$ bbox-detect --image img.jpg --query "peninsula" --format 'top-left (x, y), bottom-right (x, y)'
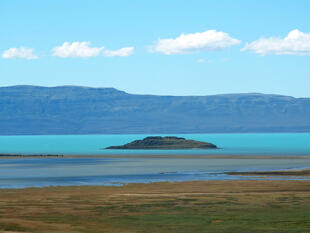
top-left (226, 169), bottom-right (310, 176)
top-left (105, 136), bottom-right (217, 149)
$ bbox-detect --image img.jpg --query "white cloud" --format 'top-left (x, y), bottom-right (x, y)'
top-left (2, 47), bottom-right (38, 59)
top-left (104, 47), bottom-right (134, 57)
top-left (52, 42), bottom-right (104, 58)
top-left (242, 29), bottom-right (310, 55)
top-left (149, 30), bottom-right (240, 55)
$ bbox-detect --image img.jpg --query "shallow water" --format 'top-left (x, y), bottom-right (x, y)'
top-left (1, 157), bottom-right (310, 189)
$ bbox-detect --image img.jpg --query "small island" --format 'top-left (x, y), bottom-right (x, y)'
top-left (105, 136), bottom-right (217, 149)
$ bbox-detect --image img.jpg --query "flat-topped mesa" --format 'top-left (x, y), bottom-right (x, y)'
top-left (105, 136), bottom-right (217, 149)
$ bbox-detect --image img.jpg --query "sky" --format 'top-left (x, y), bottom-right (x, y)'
top-left (1, 0), bottom-right (310, 97)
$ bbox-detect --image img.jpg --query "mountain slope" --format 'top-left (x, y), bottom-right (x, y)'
top-left (0, 85), bottom-right (310, 135)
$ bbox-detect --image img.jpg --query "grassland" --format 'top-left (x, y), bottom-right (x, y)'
top-left (0, 181), bottom-right (310, 232)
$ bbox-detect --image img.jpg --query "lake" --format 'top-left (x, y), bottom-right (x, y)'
top-left (1, 133), bottom-right (310, 155)
top-left (1, 133), bottom-right (310, 188)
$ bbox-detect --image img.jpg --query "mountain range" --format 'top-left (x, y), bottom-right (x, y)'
top-left (0, 85), bottom-right (310, 135)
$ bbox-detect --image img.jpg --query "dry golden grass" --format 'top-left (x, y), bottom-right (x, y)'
top-left (0, 181), bottom-right (310, 233)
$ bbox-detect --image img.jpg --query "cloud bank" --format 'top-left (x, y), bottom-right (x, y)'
top-left (52, 42), bottom-right (104, 58)
top-left (2, 47), bottom-right (38, 59)
top-left (242, 29), bottom-right (310, 55)
top-left (104, 47), bottom-right (134, 57)
top-left (149, 30), bottom-right (240, 55)
top-left (7, 30), bottom-right (310, 59)
top-left (52, 42), bottom-right (134, 58)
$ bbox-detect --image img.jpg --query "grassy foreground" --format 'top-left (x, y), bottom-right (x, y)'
top-left (1, 181), bottom-right (310, 233)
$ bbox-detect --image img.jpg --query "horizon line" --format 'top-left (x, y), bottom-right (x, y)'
top-left (0, 84), bottom-right (302, 98)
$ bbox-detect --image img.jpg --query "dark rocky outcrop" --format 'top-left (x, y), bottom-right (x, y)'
top-left (106, 136), bottom-right (217, 149)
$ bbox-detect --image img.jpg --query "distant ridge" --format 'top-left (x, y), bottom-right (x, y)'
top-left (0, 85), bottom-right (310, 135)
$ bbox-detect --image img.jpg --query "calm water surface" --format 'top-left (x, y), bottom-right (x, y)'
top-left (0, 133), bottom-right (310, 155)
top-left (1, 133), bottom-right (310, 188)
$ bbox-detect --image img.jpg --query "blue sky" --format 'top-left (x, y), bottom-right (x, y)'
top-left (1, 0), bottom-right (310, 97)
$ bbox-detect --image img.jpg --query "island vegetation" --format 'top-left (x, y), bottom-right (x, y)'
top-left (105, 136), bottom-right (217, 149)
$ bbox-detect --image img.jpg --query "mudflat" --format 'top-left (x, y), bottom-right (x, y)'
top-left (1, 180), bottom-right (310, 233)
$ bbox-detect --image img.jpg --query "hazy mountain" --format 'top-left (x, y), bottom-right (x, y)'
top-left (0, 85), bottom-right (310, 135)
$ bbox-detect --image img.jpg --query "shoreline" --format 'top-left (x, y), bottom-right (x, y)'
top-left (0, 179), bottom-right (309, 191)
top-left (1, 153), bottom-right (310, 159)
top-left (226, 168), bottom-right (310, 176)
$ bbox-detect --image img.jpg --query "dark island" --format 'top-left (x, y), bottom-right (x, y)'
top-left (105, 136), bottom-right (217, 149)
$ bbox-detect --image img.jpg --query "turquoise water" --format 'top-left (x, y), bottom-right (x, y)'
top-left (1, 133), bottom-right (310, 188)
top-left (0, 133), bottom-right (310, 155)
